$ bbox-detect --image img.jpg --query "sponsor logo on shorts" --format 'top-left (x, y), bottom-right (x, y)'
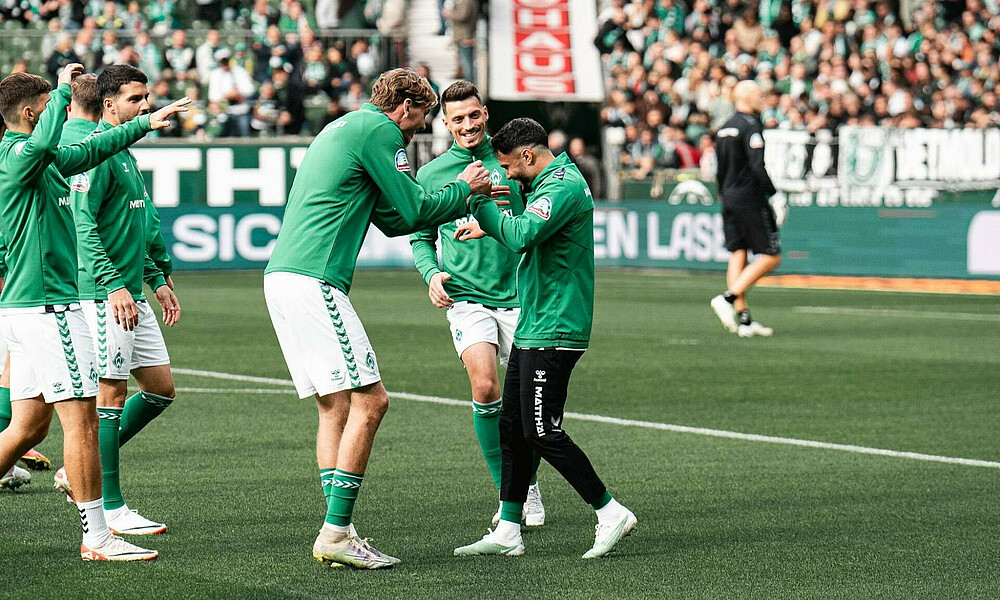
top-left (53, 382), bottom-right (66, 394)
top-left (365, 351), bottom-right (377, 372)
top-left (526, 197), bottom-right (551, 220)
top-left (533, 370), bottom-right (546, 383)
top-left (534, 386), bottom-right (545, 437)
top-left (394, 148), bottom-right (410, 172)
top-left (331, 369), bottom-right (345, 384)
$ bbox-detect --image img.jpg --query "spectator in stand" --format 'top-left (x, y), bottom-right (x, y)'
top-left (278, 1), bottom-right (313, 34)
top-left (315, 0), bottom-right (339, 29)
top-left (163, 29), bottom-right (196, 74)
top-left (320, 97), bottom-right (348, 128)
top-left (249, 0), bottom-right (279, 40)
top-left (302, 44), bottom-right (328, 98)
top-left (252, 81), bottom-right (282, 135)
top-left (209, 49), bottom-right (256, 137)
top-left (122, 1), bottom-right (147, 31)
top-left (548, 129), bottom-right (568, 156)
top-left (270, 65), bottom-right (304, 134)
top-left (197, 29), bottom-right (224, 85)
top-left (449, 0), bottom-right (478, 81)
top-left (340, 80), bottom-right (368, 111)
top-left (147, 0), bottom-right (180, 35)
top-left (95, 1), bottom-right (124, 30)
top-left (569, 137), bottom-right (604, 200)
top-left (95, 29), bottom-right (119, 70)
top-left (414, 63), bottom-right (440, 131)
top-left (46, 34), bottom-right (82, 86)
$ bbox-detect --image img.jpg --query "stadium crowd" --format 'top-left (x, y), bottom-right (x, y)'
top-left (597, 0), bottom-right (1000, 178)
top-left (2, 0), bottom-right (409, 137)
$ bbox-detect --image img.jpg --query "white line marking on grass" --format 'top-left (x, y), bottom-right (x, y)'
top-left (174, 369), bottom-right (1000, 470)
top-left (794, 306), bottom-right (1000, 322)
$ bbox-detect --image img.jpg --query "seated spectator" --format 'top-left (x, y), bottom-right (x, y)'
top-left (320, 98), bottom-right (348, 128)
top-left (197, 29), bottom-right (224, 85)
top-left (122, 1), bottom-right (147, 31)
top-left (95, 1), bottom-right (125, 30)
top-left (147, 0), bottom-right (181, 36)
top-left (163, 29), bottom-right (196, 73)
top-left (278, 1), bottom-right (314, 35)
top-left (46, 34), bottom-right (82, 86)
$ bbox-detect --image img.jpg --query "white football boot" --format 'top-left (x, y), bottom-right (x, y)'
top-left (710, 295), bottom-right (738, 333)
top-left (582, 507), bottom-right (637, 559)
top-left (106, 506), bottom-right (167, 535)
top-left (737, 321), bottom-right (774, 338)
top-left (1, 465), bottom-right (31, 490)
top-left (81, 535), bottom-right (158, 561)
top-left (313, 530), bottom-right (393, 569)
top-left (454, 529), bottom-right (525, 557)
top-left (524, 483), bottom-right (545, 527)
top-left (54, 466), bottom-right (75, 503)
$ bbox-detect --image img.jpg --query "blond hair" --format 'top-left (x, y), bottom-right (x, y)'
top-left (370, 68), bottom-right (438, 112)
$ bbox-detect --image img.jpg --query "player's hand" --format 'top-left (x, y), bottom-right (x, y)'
top-left (108, 287), bottom-right (139, 331)
top-left (164, 274), bottom-right (175, 290)
top-left (458, 160), bottom-right (492, 197)
top-left (428, 272), bottom-right (454, 308)
top-left (57, 63), bottom-right (84, 87)
top-left (153, 284), bottom-right (181, 328)
top-left (454, 221), bottom-right (486, 241)
top-left (490, 185), bottom-right (511, 199)
top-left (149, 97), bottom-right (191, 130)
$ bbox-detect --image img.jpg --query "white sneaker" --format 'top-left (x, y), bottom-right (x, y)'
top-left (524, 483), bottom-right (545, 527)
top-left (54, 466), bottom-right (75, 503)
top-left (107, 506), bottom-right (167, 535)
top-left (313, 531), bottom-right (393, 569)
top-left (81, 535), bottom-right (158, 561)
top-left (582, 508), bottom-right (637, 559)
top-left (454, 529), bottom-right (525, 556)
top-left (710, 295), bottom-right (738, 333)
top-left (1, 465), bottom-right (31, 490)
top-left (737, 321), bottom-right (773, 338)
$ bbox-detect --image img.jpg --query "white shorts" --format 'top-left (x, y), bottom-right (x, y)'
top-left (264, 272), bottom-right (381, 399)
top-left (0, 315), bottom-right (7, 376)
top-left (446, 301), bottom-right (519, 367)
top-left (0, 308), bottom-right (99, 402)
top-left (81, 299), bottom-right (170, 380)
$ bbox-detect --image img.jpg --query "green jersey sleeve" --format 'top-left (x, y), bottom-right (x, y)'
top-left (142, 253), bottom-right (166, 290)
top-left (6, 83), bottom-right (71, 184)
top-left (145, 203), bottom-right (173, 277)
top-left (409, 168), bottom-right (442, 284)
top-left (0, 232), bottom-right (7, 280)
top-left (360, 122), bottom-right (470, 229)
top-left (470, 188), bottom-right (580, 254)
top-left (54, 114), bottom-right (152, 177)
top-left (71, 163), bottom-right (125, 293)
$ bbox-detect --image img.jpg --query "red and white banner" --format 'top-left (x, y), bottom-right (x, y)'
top-left (488, 0), bottom-right (604, 102)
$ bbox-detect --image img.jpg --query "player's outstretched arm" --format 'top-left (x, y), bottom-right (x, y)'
top-left (469, 184), bottom-right (579, 253)
top-left (362, 122), bottom-right (472, 232)
top-left (7, 76), bottom-right (76, 184)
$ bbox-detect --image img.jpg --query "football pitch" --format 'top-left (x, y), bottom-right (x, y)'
top-left (3, 269), bottom-right (999, 599)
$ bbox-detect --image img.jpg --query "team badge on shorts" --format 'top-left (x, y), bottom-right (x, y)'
top-left (394, 148), bottom-right (411, 172)
top-left (526, 197), bottom-right (551, 220)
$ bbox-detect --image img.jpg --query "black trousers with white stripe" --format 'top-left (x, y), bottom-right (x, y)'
top-left (498, 346), bottom-right (607, 506)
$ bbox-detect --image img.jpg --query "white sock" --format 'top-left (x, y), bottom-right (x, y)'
top-left (78, 498), bottom-right (112, 547)
top-left (595, 497), bottom-right (626, 526)
top-left (494, 519), bottom-right (521, 542)
top-left (349, 523), bottom-right (359, 538)
top-left (321, 522), bottom-right (350, 538)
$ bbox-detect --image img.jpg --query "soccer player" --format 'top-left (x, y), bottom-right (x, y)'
top-left (454, 118), bottom-right (637, 559)
top-left (56, 65), bottom-right (182, 535)
top-left (710, 80), bottom-right (782, 338)
top-left (0, 65), bottom-right (188, 560)
top-left (264, 68), bottom-right (493, 569)
top-left (409, 81), bottom-right (547, 528)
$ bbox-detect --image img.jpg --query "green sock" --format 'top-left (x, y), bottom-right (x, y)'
top-left (119, 390), bottom-right (174, 447)
top-left (529, 451), bottom-right (541, 486)
top-left (98, 407), bottom-right (125, 511)
top-left (591, 490), bottom-right (613, 511)
top-left (320, 468), bottom-right (336, 510)
top-left (325, 469), bottom-right (363, 526)
top-left (472, 399), bottom-right (503, 490)
top-left (500, 501), bottom-right (523, 524)
top-left (0, 387), bottom-right (11, 432)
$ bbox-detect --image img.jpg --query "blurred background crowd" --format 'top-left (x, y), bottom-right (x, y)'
top-left (597, 0), bottom-right (1000, 179)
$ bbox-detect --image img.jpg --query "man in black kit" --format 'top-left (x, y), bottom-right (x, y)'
top-left (710, 80), bottom-right (782, 338)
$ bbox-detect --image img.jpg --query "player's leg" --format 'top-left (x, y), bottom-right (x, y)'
top-left (711, 206), bottom-right (745, 333)
top-left (517, 349), bottom-right (636, 559)
top-left (463, 342), bottom-right (504, 490)
top-left (0, 339), bottom-right (50, 471)
top-left (455, 346), bottom-right (528, 556)
top-left (0, 395), bottom-right (49, 489)
top-left (119, 302), bottom-right (175, 446)
top-left (731, 205), bottom-right (782, 337)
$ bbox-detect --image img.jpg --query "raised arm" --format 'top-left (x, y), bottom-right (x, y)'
top-left (469, 187), bottom-right (578, 254)
top-left (8, 83), bottom-right (72, 184)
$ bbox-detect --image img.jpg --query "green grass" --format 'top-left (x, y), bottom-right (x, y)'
top-left (3, 270), bottom-right (1000, 599)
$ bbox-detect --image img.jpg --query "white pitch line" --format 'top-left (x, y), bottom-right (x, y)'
top-left (794, 306), bottom-right (1000, 322)
top-left (174, 369), bottom-right (1000, 470)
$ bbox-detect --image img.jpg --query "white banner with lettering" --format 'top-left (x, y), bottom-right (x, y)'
top-left (488, 0), bottom-right (604, 102)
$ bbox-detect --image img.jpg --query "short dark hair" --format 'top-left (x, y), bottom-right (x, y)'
top-left (491, 118), bottom-right (548, 155)
top-left (0, 72), bottom-right (51, 127)
top-left (96, 64), bottom-right (148, 103)
top-left (71, 74), bottom-right (101, 118)
top-left (440, 80), bottom-right (482, 112)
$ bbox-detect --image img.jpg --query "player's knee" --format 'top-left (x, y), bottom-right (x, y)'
top-left (361, 392), bottom-right (389, 422)
top-left (19, 420), bottom-right (50, 447)
top-left (470, 378), bottom-right (501, 403)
